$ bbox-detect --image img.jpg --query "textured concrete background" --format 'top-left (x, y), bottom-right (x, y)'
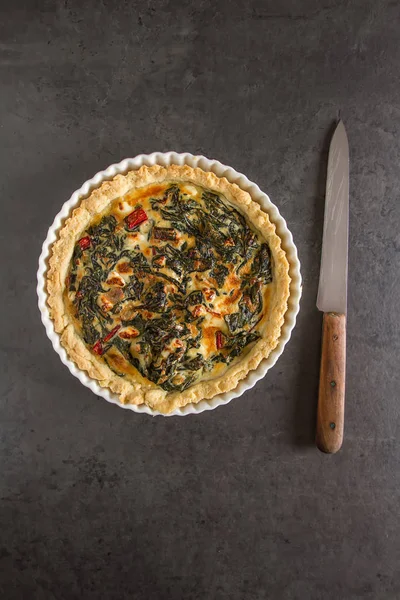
top-left (1, 0), bottom-right (400, 598)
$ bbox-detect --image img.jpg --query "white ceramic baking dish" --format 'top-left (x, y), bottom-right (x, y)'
top-left (37, 153), bottom-right (302, 416)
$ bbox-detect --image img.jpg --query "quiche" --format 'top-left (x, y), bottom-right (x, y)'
top-left (47, 165), bottom-right (290, 413)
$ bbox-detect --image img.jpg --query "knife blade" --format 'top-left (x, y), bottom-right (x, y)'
top-left (315, 120), bottom-right (349, 454)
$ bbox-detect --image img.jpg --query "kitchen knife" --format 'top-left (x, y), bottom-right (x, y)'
top-left (316, 120), bottom-right (349, 454)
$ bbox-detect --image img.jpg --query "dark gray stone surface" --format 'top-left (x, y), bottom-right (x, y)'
top-left (1, 0), bottom-right (400, 598)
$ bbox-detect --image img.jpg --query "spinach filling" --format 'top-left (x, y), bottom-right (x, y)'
top-left (68, 184), bottom-right (273, 391)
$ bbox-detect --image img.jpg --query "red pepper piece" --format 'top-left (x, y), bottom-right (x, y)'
top-left (92, 340), bottom-right (104, 355)
top-left (216, 330), bottom-right (224, 350)
top-left (125, 208), bottom-right (148, 230)
top-left (78, 236), bottom-right (91, 250)
top-left (103, 325), bottom-right (121, 342)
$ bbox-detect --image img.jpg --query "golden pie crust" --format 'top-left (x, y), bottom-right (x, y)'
top-left (47, 165), bottom-right (291, 413)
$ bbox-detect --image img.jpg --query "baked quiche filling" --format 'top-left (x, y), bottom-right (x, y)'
top-left (65, 182), bottom-right (275, 393)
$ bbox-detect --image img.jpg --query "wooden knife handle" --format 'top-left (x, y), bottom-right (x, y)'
top-left (316, 312), bottom-right (346, 454)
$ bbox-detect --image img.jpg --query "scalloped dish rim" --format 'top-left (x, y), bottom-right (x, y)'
top-left (37, 153), bottom-right (302, 416)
